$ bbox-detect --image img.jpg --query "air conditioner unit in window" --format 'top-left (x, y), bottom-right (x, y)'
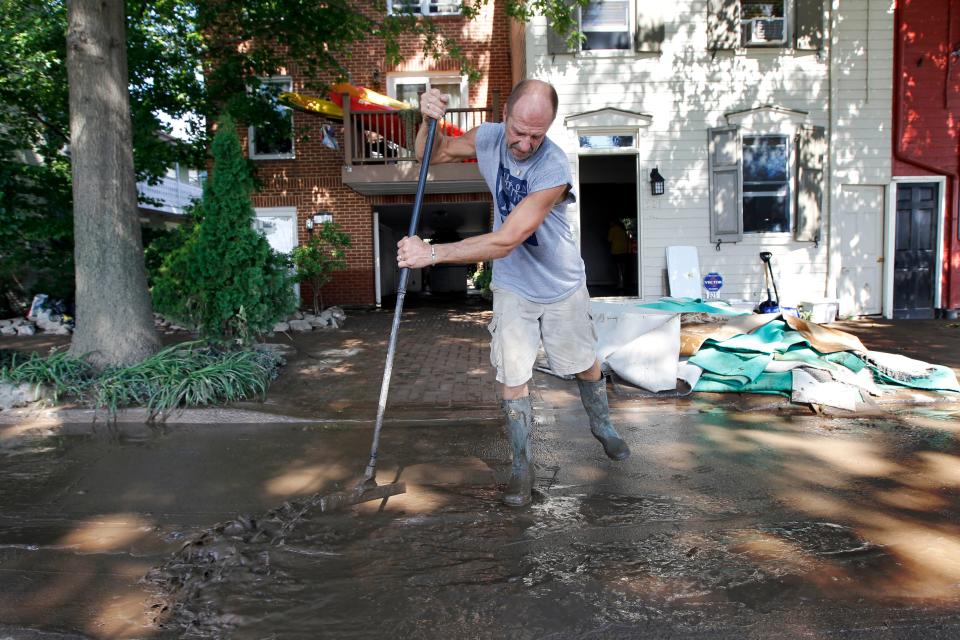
top-left (746, 18), bottom-right (786, 45)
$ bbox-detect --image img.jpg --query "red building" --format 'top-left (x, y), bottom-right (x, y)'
top-left (893, 0), bottom-right (960, 317)
top-left (238, 2), bottom-right (523, 308)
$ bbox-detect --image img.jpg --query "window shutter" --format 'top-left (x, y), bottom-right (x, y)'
top-left (794, 0), bottom-right (824, 51)
top-left (795, 125), bottom-right (826, 242)
top-left (635, 3), bottom-right (665, 53)
top-left (707, 0), bottom-right (739, 51)
top-left (708, 126), bottom-right (743, 244)
top-left (547, 1), bottom-right (579, 55)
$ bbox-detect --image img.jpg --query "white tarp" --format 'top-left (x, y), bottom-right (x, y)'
top-left (591, 302), bottom-right (680, 392)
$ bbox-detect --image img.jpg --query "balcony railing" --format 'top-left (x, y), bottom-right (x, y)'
top-left (343, 95), bottom-right (499, 166)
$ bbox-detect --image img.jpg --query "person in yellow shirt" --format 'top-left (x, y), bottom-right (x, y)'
top-left (607, 218), bottom-right (629, 290)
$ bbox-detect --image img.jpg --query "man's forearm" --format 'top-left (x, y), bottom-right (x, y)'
top-left (415, 119), bottom-right (441, 163)
top-left (434, 231), bottom-right (515, 264)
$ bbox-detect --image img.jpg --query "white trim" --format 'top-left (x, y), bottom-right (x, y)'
top-left (724, 104), bottom-right (808, 130)
top-left (249, 76), bottom-right (296, 160)
top-left (574, 149), bottom-right (644, 299)
top-left (373, 211), bottom-right (382, 308)
top-left (887, 176), bottom-right (948, 318)
top-left (564, 107), bottom-right (653, 129)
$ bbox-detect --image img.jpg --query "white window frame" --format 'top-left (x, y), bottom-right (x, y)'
top-left (249, 76), bottom-right (295, 160)
top-left (577, 0), bottom-right (635, 56)
top-left (386, 73), bottom-right (469, 108)
top-left (741, 134), bottom-right (792, 234)
top-left (725, 107), bottom-right (806, 235)
top-left (566, 107), bottom-right (653, 298)
top-left (386, 0), bottom-right (461, 17)
top-left (577, 0), bottom-right (637, 55)
top-left (740, 0), bottom-right (789, 48)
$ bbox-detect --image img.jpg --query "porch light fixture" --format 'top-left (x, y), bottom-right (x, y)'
top-left (650, 167), bottom-right (665, 196)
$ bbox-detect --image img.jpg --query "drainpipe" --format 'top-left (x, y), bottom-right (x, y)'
top-left (892, 0), bottom-right (960, 311)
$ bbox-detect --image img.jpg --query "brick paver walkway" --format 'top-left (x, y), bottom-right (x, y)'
top-left (256, 301), bottom-right (501, 420)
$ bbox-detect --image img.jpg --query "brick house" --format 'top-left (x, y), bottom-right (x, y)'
top-left (240, 1), bottom-right (523, 308)
top-left (891, 0), bottom-right (960, 318)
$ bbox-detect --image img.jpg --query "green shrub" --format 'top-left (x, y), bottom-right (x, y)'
top-left (291, 222), bottom-right (351, 314)
top-left (473, 262), bottom-right (492, 295)
top-left (151, 115), bottom-right (296, 343)
top-left (0, 342), bottom-right (283, 420)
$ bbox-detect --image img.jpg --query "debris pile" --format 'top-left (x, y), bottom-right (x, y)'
top-left (0, 311), bottom-right (72, 337)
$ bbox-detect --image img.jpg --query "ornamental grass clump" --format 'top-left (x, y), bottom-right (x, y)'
top-left (0, 349), bottom-right (93, 401)
top-left (0, 342), bottom-right (283, 420)
top-left (93, 342), bottom-right (283, 420)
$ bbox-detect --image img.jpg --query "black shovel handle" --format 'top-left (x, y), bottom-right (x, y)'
top-left (362, 118), bottom-right (439, 485)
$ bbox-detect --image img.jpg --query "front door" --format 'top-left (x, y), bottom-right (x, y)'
top-left (893, 183), bottom-right (939, 319)
top-left (577, 154), bottom-right (639, 297)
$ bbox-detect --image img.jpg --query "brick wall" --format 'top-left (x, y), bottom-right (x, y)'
top-left (894, 0), bottom-right (960, 308)
top-left (242, 2), bottom-right (515, 308)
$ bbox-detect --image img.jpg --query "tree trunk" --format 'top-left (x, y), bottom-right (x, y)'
top-left (66, 0), bottom-right (159, 367)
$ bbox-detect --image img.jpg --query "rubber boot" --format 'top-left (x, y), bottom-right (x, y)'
top-left (577, 377), bottom-right (630, 461)
top-left (501, 396), bottom-right (534, 507)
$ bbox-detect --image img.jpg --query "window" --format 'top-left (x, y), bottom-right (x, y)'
top-left (249, 77), bottom-right (294, 159)
top-left (740, 1), bottom-right (786, 46)
top-left (387, 0), bottom-right (460, 16)
top-left (708, 123), bottom-right (826, 244)
top-left (581, 0), bottom-right (631, 51)
top-left (548, 3), bottom-right (666, 55)
top-left (387, 74), bottom-right (467, 108)
top-left (578, 134), bottom-right (635, 150)
top-left (708, 0), bottom-right (823, 52)
top-left (742, 135), bottom-right (790, 232)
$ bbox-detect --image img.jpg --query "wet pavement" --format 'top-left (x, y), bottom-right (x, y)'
top-left (2, 303), bottom-right (960, 638)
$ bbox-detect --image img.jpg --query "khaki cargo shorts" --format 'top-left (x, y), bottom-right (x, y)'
top-left (487, 282), bottom-right (597, 387)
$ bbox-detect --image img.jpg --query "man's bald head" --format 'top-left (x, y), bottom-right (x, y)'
top-left (505, 80), bottom-right (559, 121)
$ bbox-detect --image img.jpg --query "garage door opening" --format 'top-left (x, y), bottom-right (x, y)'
top-left (374, 202), bottom-right (491, 307)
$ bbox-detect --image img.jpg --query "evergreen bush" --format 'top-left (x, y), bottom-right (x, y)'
top-left (152, 115), bottom-right (296, 343)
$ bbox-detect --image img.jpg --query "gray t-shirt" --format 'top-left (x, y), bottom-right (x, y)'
top-left (475, 122), bottom-right (584, 304)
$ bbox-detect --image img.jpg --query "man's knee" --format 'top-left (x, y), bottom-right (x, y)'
top-left (575, 359), bottom-right (602, 382)
top-left (502, 382), bottom-right (529, 400)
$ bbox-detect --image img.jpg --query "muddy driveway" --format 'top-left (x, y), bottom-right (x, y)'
top-left (2, 398), bottom-right (960, 639)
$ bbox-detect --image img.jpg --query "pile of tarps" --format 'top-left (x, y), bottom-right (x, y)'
top-left (590, 299), bottom-right (960, 410)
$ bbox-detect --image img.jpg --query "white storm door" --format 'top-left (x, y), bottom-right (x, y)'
top-left (836, 185), bottom-right (884, 316)
top-left (254, 207), bottom-right (298, 254)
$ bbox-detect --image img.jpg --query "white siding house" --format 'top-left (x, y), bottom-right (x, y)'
top-left (524, 0), bottom-right (892, 317)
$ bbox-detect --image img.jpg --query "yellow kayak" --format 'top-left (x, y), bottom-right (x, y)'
top-left (330, 82), bottom-right (409, 110)
top-left (279, 92), bottom-right (344, 119)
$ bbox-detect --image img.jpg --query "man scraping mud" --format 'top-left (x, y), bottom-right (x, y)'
top-left (396, 79), bottom-right (630, 507)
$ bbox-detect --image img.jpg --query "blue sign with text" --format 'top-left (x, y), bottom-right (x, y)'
top-left (703, 272), bottom-right (723, 292)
